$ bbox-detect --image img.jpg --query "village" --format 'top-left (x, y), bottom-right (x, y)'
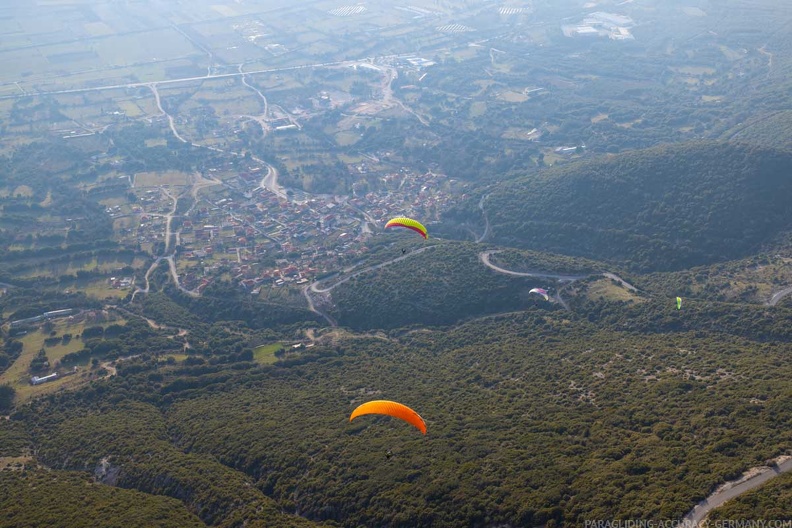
top-left (118, 158), bottom-right (464, 297)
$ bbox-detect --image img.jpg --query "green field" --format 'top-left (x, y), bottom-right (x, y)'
top-left (12, 255), bottom-right (145, 281)
top-left (75, 279), bottom-right (134, 301)
top-left (334, 131), bottom-right (361, 146)
top-left (252, 342), bottom-right (282, 364)
top-left (134, 170), bottom-right (190, 187)
top-left (0, 316), bottom-right (131, 400)
top-left (0, 322), bottom-right (87, 400)
top-left (583, 278), bottom-right (643, 303)
top-left (162, 353), bottom-right (189, 363)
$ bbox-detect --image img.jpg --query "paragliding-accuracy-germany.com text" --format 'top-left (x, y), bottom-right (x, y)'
top-left (584, 521), bottom-right (792, 528)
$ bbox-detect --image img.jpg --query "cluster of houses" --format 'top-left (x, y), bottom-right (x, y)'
top-left (562, 11), bottom-right (635, 40)
top-left (119, 155), bottom-right (462, 295)
top-left (108, 277), bottom-right (134, 289)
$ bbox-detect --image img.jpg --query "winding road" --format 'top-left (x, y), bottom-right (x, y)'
top-left (476, 193), bottom-right (491, 243)
top-left (131, 254), bottom-right (198, 301)
top-left (130, 183), bottom-right (200, 300)
top-left (479, 251), bottom-right (644, 310)
top-left (682, 456), bottom-right (792, 526)
top-left (479, 251), bottom-right (588, 282)
top-left (767, 285), bottom-right (792, 306)
top-left (302, 284), bottom-right (337, 328)
top-left (602, 272), bottom-right (639, 292)
top-left (150, 84), bottom-right (186, 143)
top-left (312, 246), bottom-right (435, 295)
top-left (303, 246), bottom-right (436, 325)
top-left (133, 74), bottom-right (295, 298)
top-left (257, 162), bottom-right (288, 201)
top-left (239, 63), bottom-right (272, 134)
top-left (303, 247), bottom-right (640, 322)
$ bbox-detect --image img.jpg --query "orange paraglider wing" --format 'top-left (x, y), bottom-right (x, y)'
top-left (349, 400), bottom-right (427, 434)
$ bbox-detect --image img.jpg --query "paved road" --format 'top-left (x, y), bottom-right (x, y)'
top-left (150, 84), bottom-right (186, 143)
top-left (302, 246), bottom-right (436, 325)
top-left (479, 251), bottom-right (647, 310)
top-left (302, 285), bottom-right (337, 327)
top-left (165, 255), bottom-right (199, 297)
top-left (479, 251), bottom-right (588, 282)
top-left (476, 193), bottom-right (491, 243)
top-left (160, 187), bottom-right (178, 254)
top-left (767, 286), bottom-right (792, 306)
top-left (479, 250), bottom-right (589, 310)
top-left (0, 54), bottom-right (424, 101)
top-left (682, 457), bottom-right (792, 526)
top-left (602, 272), bottom-right (638, 292)
top-left (310, 246), bottom-right (435, 294)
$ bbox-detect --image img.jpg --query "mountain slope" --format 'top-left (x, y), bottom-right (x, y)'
top-left (324, 243), bottom-right (560, 330)
top-left (23, 401), bottom-right (321, 527)
top-left (474, 142), bottom-right (792, 271)
top-left (20, 312), bottom-right (788, 527)
top-left (0, 469), bottom-right (206, 528)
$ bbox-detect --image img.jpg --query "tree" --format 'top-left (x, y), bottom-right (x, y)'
top-left (29, 349), bottom-right (50, 374)
top-left (0, 384), bottom-right (15, 412)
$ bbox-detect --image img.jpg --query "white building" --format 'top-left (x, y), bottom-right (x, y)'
top-left (31, 372), bottom-right (58, 385)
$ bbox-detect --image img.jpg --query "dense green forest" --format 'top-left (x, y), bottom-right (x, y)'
top-left (0, 419), bottom-right (29, 456)
top-left (15, 400), bottom-right (317, 527)
top-left (5, 310), bottom-right (790, 526)
top-left (721, 111), bottom-right (792, 150)
top-left (0, 469), bottom-right (207, 528)
top-left (457, 142), bottom-right (792, 271)
top-left (2, 183), bottom-right (790, 526)
top-left (325, 243), bottom-right (558, 330)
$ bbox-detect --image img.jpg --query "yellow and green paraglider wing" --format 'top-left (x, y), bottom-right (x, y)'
top-left (350, 400), bottom-right (427, 434)
top-left (384, 217), bottom-right (428, 239)
top-left (676, 297), bottom-right (682, 310)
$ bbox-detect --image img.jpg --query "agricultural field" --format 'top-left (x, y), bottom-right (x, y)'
top-left (133, 170), bottom-right (191, 188)
top-left (0, 0), bottom-right (509, 104)
top-left (67, 278), bottom-right (137, 301)
top-left (252, 342), bottom-right (283, 365)
top-left (8, 254), bottom-right (143, 281)
top-left (0, 320), bottom-right (91, 401)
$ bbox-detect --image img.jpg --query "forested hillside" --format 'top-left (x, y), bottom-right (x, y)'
top-left (6, 308), bottom-right (791, 526)
top-left (0, 469), bottom-right (207, 528)
top-left (15, 401), bottom-right (320, 527)
top-left (464, 142), bottom-right (792, 271)
top-left (3, 0), bottom-right (792, 523)
top-left (325, 243), bottom-right (559, 330)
